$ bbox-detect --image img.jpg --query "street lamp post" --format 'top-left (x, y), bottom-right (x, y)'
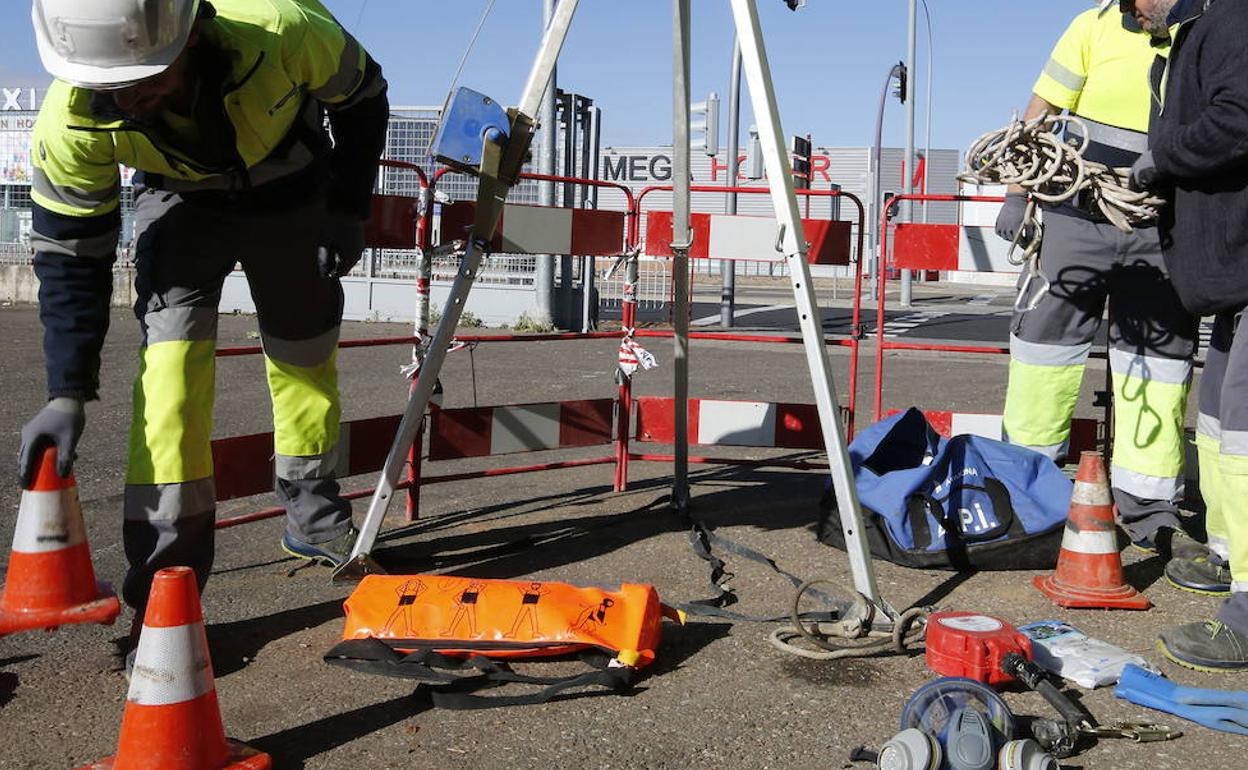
top-left (871, 61), bottom-right (907, 295)
top-left (900, 0), bottom-right (917, 307)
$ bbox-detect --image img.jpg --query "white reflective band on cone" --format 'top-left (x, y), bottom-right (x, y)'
top-left (11, 488), bottom-right (85, 553)
top-left (1060, 527), bottom-right (1119, 555)
top-left (127, 623), bottom-right (215, 706)
top-left (1232, 581), bottom-right (1248, 594)
top-left (1071, 480), bottom-right (1112, 507)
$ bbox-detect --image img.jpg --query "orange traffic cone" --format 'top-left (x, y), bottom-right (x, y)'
top-left (78, 567), bottom-right (271, 770)
top-left (0, 447), bottom-right (120, 635)
top-left (1033, 451), bottom-right (1151, 610)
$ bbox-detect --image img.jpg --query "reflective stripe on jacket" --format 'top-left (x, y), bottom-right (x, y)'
top-left (1032, 3), bottom-right (1164, 168)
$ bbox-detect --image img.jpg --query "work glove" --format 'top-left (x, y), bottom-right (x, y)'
top-left (316, 212), bottom-right (366, 280)
top-left (18, 397), bottom-right (85, 488)
top-left (994, 192), bottom-right (1029, 242)
top-left (1130, 150), bottom-right (1161, 191)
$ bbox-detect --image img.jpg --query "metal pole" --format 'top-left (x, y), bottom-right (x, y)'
top-left (921, 0), bottom-right (933, 225)
top-left (559, 90), bottom-right (576, 328)
top-left (536, 0), bottom-right (558, 327)
top-left (729, 0), bottom-right (886, 609)
top-left (671, 0), bottom-right (692, 512)
top-left (580, 98), bottom-right (597, 332)
top-left (900, 0), bottom-right (917, 307)
top-left (721, 37), bottom-right (742, 328)
top-left (871, 64), bottom-right (900, 299)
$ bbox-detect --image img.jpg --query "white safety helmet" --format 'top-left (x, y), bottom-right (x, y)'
top-left (31, 0), bottom-right (201, 89)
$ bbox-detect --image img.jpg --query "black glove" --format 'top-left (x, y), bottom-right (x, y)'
top-left (316, 212), bottom-right (366, 280)
top-left (18, 397), bottom-right (85, 487)
top-left (1130, 150), bottom-right (1161, 191)
top-left (994, 192), bottom-right (1029, 242)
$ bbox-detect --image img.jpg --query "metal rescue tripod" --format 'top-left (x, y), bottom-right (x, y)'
top-left (334, 0), bottom-right (899, 634)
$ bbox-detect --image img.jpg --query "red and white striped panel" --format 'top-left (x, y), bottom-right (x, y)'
top-left (439, 202), bottom-right (626, 256)
top-left (364, 194), bottom-right (420, 249)
top-left (428, 399), bottom-right (615, 460)
top-left (635, 397), bottom-right (825, 449)
top-left (894, 410), bottom-right (1100, 455)
top-left (891, 224), bottom-right (1021, 273)
top-left (644, 211), bottom-right (851, 265)
top-left (211, 415), bottom-right (403, 502)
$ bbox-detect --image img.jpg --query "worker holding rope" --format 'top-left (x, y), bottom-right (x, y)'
top-left (18, 0), bottom-right (388, 643)
top-left (984, 0), bottom-right (1211, 575)
top-left (1126, 0), bottom-right (1248, 671)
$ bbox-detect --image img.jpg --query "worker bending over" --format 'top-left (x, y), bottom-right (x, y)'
top-left (18, 0), bottom-right (388, 620)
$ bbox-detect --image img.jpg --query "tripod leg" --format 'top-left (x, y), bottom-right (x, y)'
top-left (727, 0), bottom-right (890, 615)
top-left (332, 1), bottom-right (584, 582)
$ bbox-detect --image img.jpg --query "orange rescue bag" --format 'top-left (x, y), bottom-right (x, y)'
top-left (324, 575), bottom-right (683, 708)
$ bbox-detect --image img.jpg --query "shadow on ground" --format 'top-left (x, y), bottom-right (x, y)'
top-left (250, 693), bottom-right (431, 769)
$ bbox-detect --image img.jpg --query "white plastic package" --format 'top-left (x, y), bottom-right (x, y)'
top-left (1017, 620), bottom-right (1158, 689)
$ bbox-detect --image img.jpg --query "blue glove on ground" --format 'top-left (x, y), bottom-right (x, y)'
top-left (1115, 663), bottom-right (1248, 736)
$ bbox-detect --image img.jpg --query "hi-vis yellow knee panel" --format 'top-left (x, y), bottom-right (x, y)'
top-left (1111, 372), bottom-right (1188, 478)
top-left (127, 340), bottom-right (216, 485)
top-left (1003, 359), bottom-right (1085, 448)
top-left (265, 352), bottom-right (340, 458)
top-left (1197, 432), bottom-right (1227, 545)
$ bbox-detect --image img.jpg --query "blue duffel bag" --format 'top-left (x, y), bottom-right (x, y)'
top-left (818, 408), bottom-right (1074, 570)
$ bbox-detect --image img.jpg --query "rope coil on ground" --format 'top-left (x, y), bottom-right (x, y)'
top-left (767, 580), bottom-right (929, 661)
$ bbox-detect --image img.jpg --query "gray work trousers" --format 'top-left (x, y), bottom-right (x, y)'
top-left (121, 189), bottom-right (351, 610)
top-left (1003, 212), bottom-right (1198, 541)
top-left (1198, 311), bottom-right (1248, 635)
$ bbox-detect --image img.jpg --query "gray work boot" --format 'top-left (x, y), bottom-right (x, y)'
top-left (1157, 620), bottom-right (1248, 672)
top-left (280, 526), bottom-right (358, 568)
top-left (1131, 527), bottom-right (1210, 561)
top-left (1166, 554), bottom-right (1233, 596)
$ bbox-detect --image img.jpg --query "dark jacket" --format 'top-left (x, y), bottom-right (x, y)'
top-left (1150, 0), bottom-right (1248, 315)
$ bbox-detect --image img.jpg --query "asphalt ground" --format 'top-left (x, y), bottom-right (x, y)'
top-left (0, 299), bottom-right (1240, 770)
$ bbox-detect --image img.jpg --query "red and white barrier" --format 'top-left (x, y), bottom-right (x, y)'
top-left (439, 202), bottom-right (626, 256)
top-left (211, 415), bottom-right (401, 502)
top-left (635, 397), bottom-right (823, 450)
top-left (903, 410), bottom-right (1100, 456)
top-left (891, 223), bottom-right (1021, 273)
top-left (643, 211), bottom-right (851, 265)
top-left (428, 399), bottom-right (615, 460)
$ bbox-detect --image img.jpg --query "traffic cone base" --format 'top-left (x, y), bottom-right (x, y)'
top-left (1032, 573), bottom-right (1151, 610)
top-left (0, 582), bottom-right (120, 635)
top-left (77, 740), bottom-right (273, 770)
top-left (1033, 451), bottom-right (1152, 611)
top-left (80, 567), bottom-right (271, 770)
top-left (0, 448), bottom-right (120, 636)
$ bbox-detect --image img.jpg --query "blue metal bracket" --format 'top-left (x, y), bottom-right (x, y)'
top-left (430, 87), bottom-right (510, 174)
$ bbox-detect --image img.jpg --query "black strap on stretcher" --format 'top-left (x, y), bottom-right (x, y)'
top-left (324, 637), bottom-right (634, 710)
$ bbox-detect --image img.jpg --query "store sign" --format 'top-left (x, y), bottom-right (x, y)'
top-left (600, 150), bottom-right (834, 184)
top-left (1, 87), bottom-right (41, 112)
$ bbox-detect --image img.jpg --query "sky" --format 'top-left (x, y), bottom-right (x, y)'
top-left (1, 0), bottom-right (1101, 152)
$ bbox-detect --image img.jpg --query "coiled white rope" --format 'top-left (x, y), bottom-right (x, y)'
top-left (958, 115), bottom-right (1166, 311)
top-left (959, 114), bottom-right (1164, 233)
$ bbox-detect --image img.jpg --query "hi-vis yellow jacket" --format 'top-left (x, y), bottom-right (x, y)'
top-left (30, 0), bottom-right (387, 399)
top-left (1031, 0), bottom-right (1166, 168)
